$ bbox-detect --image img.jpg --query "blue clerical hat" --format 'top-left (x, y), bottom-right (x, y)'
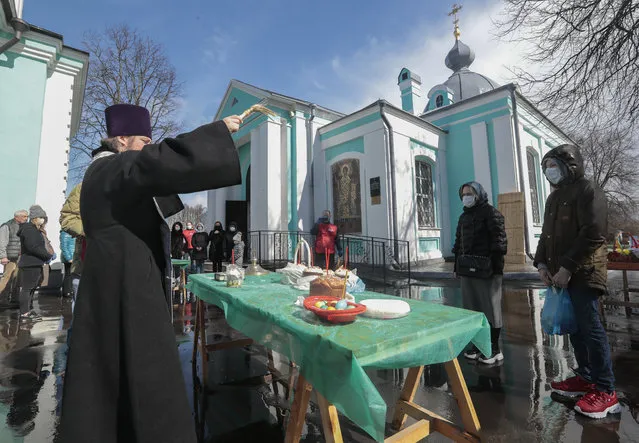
top-left (105, 104), bottom-right (152, 138)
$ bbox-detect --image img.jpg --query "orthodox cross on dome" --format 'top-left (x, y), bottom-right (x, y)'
top-left (448, 3), bottom-right (463, 40)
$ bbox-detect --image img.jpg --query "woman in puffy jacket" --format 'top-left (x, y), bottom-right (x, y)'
top-left (18, 205), bottom-right (53, 320)
top-left (453, 181), bottom-right (507, 365)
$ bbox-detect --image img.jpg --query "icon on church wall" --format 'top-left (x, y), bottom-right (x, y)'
top-left (332, 159), bottom-right (362, 234)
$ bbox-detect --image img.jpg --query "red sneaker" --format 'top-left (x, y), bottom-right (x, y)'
top-left (551, 375), bottom-right (595, 397)
top-left (574, 390), bottom-right (621, 419)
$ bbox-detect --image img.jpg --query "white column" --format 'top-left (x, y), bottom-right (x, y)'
top-left (35, 70), bottom-right (75, 262)
top-left (250, 119), bottom-right (283, 231)
top-left (492, 114), bottom-right (519, 193)
top-left (294, 114), bottom-right (311, 231)
top-left (437, 147), bottom-right (451, 255)
top-left (280, 119), bottom-right (289, 231)
top-left (470, 122), bottom-right (493, 203)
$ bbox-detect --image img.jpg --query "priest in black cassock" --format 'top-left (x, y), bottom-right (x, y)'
top-left (59, 104), bottom-right (242, 442)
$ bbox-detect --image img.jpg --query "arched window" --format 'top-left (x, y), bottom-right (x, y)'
top-left (526, 150), bottom-right (541, 224)
top-left (415, 160), bottom-right (435, 228)
top-left (435, 94), bottom-right (444, 108)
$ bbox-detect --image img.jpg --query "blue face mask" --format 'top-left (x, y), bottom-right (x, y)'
top-left (544, 167), bottom-right (563, 185)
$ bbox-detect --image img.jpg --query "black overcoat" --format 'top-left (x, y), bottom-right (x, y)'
top-left (59, 121), bottom-right (241, 442)
top-left (191, 231), bottom-right (209, 260)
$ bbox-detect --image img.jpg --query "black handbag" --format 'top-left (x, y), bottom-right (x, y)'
top-left (456, 254), bottom-right (493, 278)
top-left (456, 218), bottom-right (493, 279)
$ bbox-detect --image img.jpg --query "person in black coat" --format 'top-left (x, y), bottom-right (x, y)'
top-left (17, 205), bottom-right (53, 320)
top-left (208, 220), bottom-right (225, 272)
top-left (191, 222), bottom-right (209, 274)
top-left (59, 104), bottom-right (243, 443)
top-left (170, 221), bottom-right (187, 259)
top-left (452, 181), bottom-right (507, 365)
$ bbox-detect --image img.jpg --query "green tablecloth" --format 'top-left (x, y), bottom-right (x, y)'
top-left (171, 259), bottom-right (191, 268)
top-left (187, 273), bottom-right (490, 442)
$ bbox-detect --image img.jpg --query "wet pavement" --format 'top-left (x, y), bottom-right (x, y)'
top-left (0, 281), bottom-right (638, 442)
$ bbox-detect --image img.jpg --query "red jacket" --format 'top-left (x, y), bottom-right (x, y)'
top-left (183, 229), bottom-right (196, 249)
top-left (315, 223), bottom-right (338, 254)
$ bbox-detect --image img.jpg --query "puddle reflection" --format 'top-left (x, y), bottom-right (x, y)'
top-left (0, 283), bottom-right (636, 442)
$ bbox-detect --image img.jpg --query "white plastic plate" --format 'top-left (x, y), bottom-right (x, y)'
top-left (359, 299), bottom-right (411, 319)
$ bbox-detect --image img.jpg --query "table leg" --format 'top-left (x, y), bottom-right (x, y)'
top-left (284, 374), bottom-right (313, 443)
top-left (182, 268), bottom-right (188, 316)
top-left (198, 300), bottom-right (208, 390)
top-left (317, 392), bottom-right (343, 443)
top-left (623, 270), bottom-right (631, 317)
top-left (192, 298), bottom-right (200, 381)
top-left (444, 358), bottom-right (481, 436)
top-left (391, 366), bottom-right (424, 431)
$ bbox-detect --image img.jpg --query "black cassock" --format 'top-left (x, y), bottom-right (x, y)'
top-left (59, 121), bottom-right (240, 442)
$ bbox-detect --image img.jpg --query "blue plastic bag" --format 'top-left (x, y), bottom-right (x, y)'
top-left (345, 272), bottom-right (366, 293)
top-left (541, 287), bottom-right (578, 335)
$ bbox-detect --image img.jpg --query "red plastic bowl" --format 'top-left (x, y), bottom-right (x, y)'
top-left (303, 296), bottom-right (367, 324)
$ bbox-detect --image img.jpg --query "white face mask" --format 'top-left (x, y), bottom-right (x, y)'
top-left (462, 195), bottom-right (476, 208)
top-left (186, 225), bottom-right (193, 230)
top-left (229, 227), bottom-right (236, 232)
top-left (545, 167), bottom-right (563, 185)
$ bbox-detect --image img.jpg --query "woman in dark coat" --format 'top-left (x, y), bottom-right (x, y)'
top-left (208, 221), bottom-right (225, 272)
top-left (453, 181), bottom-right (507, 365)
top-left (170, 221), bottom-right (187, 259)
top-left (17, 205), bottom-right (53, 320)
top-left (59, 104), bottom-right (242, 443)
top-left (191, 223), bottom-right (209, 274)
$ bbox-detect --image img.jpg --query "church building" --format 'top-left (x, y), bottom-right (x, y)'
top-left (0, 0), bottom-right (88, 265)
top-left (207, 20), bottom-right (571, 264)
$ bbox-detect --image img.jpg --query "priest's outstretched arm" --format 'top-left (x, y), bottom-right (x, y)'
top-left (107, 118), bottom-right (242, 200)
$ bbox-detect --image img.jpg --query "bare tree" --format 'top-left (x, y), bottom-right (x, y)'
top-left (573, 125), bottom-right (639, 229)
top-left (497, 0), bottom-right (639, 129)
top-left (166, 204), bottom-right (208, 229)
top-left (69, 24), bottom-right (183, 182)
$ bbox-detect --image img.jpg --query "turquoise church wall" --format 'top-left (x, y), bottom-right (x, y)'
top-left (324, 137), bottom-right (365, 163)
top-left (0, 49), bottom-right (47, 221)
top-left (430, 97), bottom-right (513, 247)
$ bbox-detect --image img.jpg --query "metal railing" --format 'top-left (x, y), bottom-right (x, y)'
top-left (246, 230), bottom-right (411, 284)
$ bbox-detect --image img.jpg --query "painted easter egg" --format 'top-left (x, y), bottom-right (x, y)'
top-left (335, 300), bottom-right (348, 310)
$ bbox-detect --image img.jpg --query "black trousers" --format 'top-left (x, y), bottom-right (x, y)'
top-left (18, 266), bottom-right (43, 314)
top-left (212, 260), bottom-right (223, 273)
top-left (314, 252), bottom-right (336, 270)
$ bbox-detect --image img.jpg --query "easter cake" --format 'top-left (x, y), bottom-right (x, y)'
top-left (309, 276), bottom-right (346, 298)
top-left (303, 266), bottom-right (325, 277)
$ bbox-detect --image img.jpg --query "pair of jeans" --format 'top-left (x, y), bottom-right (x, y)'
top-left (569, 287), bottom-right (615, 392)
top-left (192, 260), bottom-right (204, 274)
top-left (18, 266), bottom-right (43, 314)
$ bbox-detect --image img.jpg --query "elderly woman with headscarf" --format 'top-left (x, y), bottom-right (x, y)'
top-left (453, 181), bottom-right (507, 365)
top-left (17, 205), bottom-right (53, 320)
